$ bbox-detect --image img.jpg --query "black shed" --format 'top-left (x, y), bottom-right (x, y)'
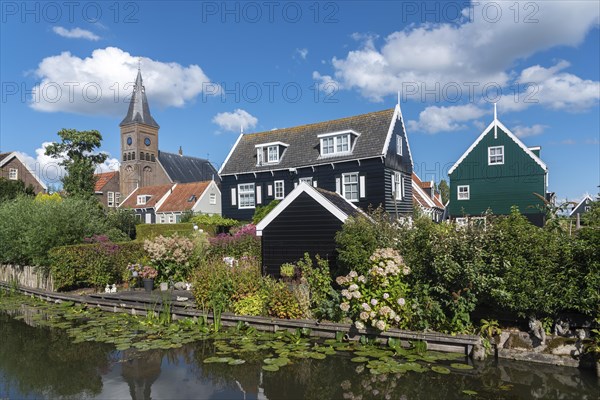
top-left (256, 182), bottom-right (363, 277)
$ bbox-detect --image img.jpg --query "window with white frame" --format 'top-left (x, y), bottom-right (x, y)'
top-left (274, 180), bottom-right (284, 199)
top-left (585, 206), bottom-right (591, 212)
top-left (342, 173), bottom-right (359, 202)
top-left (137, 195), bottom-right (147, 205)
top-left (488, 146), bottom-right (504, 165)
top-left (168, 214), bottom-right (174, 223)
top-left (267, 145), bottom-right (279, 163)
top-left (321, 137), bottom-right (334, 155)
top-left (393, 172), bottom-right (403, 200)
top-left (299, 177), bottom-right (312, 185)
top-left (238, 183), bottom-right (255, 208)
top-left (457, 185), bottom-right (470, 200)
top-left (107, 192), bottom-right (115, 207)
top-left (396, 135), bottom-right (403, 156)
top-left (8, 168), bottom-right (17, 180)
top-left (158, 214), bottom-right (165, 224)
top-left (115, 192), bottom-right (121, 207)
top-left (336, 135), bottom-right (349, 153)
top-left (209, 193), bottom-right (217, 205)
top-left (320, 133), bottom-right (352, 157)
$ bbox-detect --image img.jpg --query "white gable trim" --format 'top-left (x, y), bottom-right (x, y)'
top-left (256, 182), bottom-right (359, 236)
top-left (317, 129), bottom-right (361, 139)
top-left (569, 195), bottom-right (594, 216)
top-left (218, 133), bottom-right (244, 175)
top-left (448, 119), bottom-right (547, 176)
top-left (154, 184), bottom-right (177, 212)
top-left (0, 152), bottom-right (48, 190)
top-left (412, 180), bottom-right (437, 209)
top-left (156, 157), bottom-right (174, 183)
top-left (381, 104), bottom-right (414, 167)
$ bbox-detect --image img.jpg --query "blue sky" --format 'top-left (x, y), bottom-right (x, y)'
top-left (1, 1), bottom-right (598, 200)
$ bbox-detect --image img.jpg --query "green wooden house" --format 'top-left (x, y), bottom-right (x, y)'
top-left (447, 112), bottom-right (548, 227)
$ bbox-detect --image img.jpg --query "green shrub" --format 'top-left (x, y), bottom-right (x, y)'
top-left (144, 234), bottom-right (195, 283)
top-left (252, 200), bottom-right (280, 224)
top-left (0, 196), bottom-right (115, 267)
top-left (265, 279), bottom-right (304, 319)
top-left (49, 241), bottom-right (145, 291)
top-left (232, 293), bottom-right (266, 316)
top-left (207, 224), bottom-right (261, 260)
top-left (135, 223), bottom-right (195, 241)
top-left (190, 214), bottom-right (239, 235)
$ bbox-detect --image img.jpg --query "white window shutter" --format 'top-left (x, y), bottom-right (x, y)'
top-left (313, 180), bottom-right (317, 188)
top-left (391, 173), bottom-right (396, 197)
top-left (335, 178), bottom-right (341, 194)
top-left (256, 185), bottom-right (262, 204)
top-left (399, 174), bottom-right (404, 200)
top-left (359, 176), bottom-right (366, 198)
top-left (267, 184), bottom-right (273, 196)
top-left (231, 188), bottom-right (236, 206)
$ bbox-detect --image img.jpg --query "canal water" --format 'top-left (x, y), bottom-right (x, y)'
top-left (0, 310), bottom-right (598, 399)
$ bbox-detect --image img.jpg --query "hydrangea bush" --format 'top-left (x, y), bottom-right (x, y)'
top-left (336, 248), bottom-right (411, 331)
top-left (144, 234), bottom-right (195, 282)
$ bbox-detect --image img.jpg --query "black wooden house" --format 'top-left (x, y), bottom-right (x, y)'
top-left (219, 106), bottom-right (414, 221)
top-left (256, 182), bottom-right (363, 277)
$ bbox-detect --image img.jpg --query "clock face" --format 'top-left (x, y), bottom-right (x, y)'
top-left (126, 137), bottom-right (132, 146)
top-left (144, 138), bottom-right (151, 146)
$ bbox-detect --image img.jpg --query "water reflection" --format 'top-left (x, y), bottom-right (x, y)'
top-left (1, 312), bottom-right (598, 400)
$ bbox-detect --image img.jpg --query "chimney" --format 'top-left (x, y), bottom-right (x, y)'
top-left (178, 146), bottom-right (183, 156)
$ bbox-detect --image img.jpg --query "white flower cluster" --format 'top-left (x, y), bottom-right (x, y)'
top-left (368, 248), bottom-right (410, 277)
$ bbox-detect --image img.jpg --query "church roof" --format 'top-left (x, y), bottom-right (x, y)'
top-left (158, 151), bottom-right (219, 184)
top-left (119, 70), bottom-right (159, 128)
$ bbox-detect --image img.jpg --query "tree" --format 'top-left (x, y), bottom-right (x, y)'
top-left (45, 129), bottom-right (108, 197)
top-left (0, 177), bottom-right (35, 202)
top-left (437, 179), bottom-right (449, 204)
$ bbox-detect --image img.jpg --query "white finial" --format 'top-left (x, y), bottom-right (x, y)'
top-left (240, 125), bottom-right (244, 134)
top-left (494, 102), bottom-right (498, 139)
top-left (137, 57), bottom-right (141, 71)
top-left (397, 90), bottom-right (401, 108)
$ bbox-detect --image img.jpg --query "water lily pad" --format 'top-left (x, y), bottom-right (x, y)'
top-left (451, 363), bottom-right (474, 370)
top-left (431, 366), bottom-right (451, 374)
top-left (309, 352), bottom-right (326, 360)
top-left (351, 356), bottom-right (369, 363)
top-left (262, 364), bottom-right (280, 372)
top-left (204, 357), bottom-right (233, 364)
top-left (462, 390), bottom-right (478, 396)
top-left (228, 359), bottom-right (246, 365)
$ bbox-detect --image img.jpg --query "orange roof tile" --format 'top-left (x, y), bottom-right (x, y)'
top-left (158, 181), bottom-right (211, 213)
top-left (120, 184), bottom-right (174, 209)
top-left (94, 171), bottom-right (119, 191)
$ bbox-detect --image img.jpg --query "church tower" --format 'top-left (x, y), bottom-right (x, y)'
top-left (119, 69), bottom-right (160, 199)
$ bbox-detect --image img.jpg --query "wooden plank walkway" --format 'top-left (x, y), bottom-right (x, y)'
top-left (0, 282), bottom-right (481, 356)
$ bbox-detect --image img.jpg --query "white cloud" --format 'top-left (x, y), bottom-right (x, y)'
top-left (16, 142), bottom-right (119, 186)
top-left (407, 104), bottom-right (486, 134)
top-left (212, 109), bottom-right (258, 133)
top-left (52, 26), bottom-right (100, 41)
top-left (295, 48), bottom-right (308, 60)
top-left (516, 61), bottom-right (600, 111)
top-left (30, 47), bottom-right (217, 116)
top-left (318, 1), bottom-right (599, 101)
top-left (512, 124), bottom-right (547, 138)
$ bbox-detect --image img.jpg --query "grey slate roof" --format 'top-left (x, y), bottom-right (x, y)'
top-left (315, 187), bottom-right (362, 218)
top-left (220, 108), bottom-right (396, 175)
top-left (119, 70), bottom-right (159, 128)
top-left (158, 151), bottom-right (219, 183)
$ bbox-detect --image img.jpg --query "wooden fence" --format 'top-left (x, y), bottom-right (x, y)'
top-left (0, 264), bottom-right (54, 291)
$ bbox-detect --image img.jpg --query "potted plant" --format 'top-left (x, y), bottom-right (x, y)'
top-left (140, 266), bottom-right (158, 292)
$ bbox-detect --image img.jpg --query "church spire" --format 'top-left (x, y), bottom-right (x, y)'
top-left (119, 68), bottom-right (159, 128)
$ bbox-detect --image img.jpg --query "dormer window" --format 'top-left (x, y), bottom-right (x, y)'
top-left (137, 195), bottom-right (148, 205)
top-left (318, 130), bottom-right (359, 157)
top-left (255, 142), bottom-right (288, 165)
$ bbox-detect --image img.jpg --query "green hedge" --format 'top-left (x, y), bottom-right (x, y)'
top-left (49, 241), bottom-right (145, 291)
top-left (135, 223), bottom-right (195, 241)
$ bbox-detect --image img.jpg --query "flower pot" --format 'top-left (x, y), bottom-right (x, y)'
top-left (160, 282), bottom-right (169, 291)
top-left (143, 278), bottom-right (154, 292)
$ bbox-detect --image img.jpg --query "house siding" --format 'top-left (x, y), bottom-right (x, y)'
top-left (193, 183), bottom-right (222, 215)
top-left (448, 125), bottom-right (546, 224)
top-left (261, 192), bottom-right (343, 277)
top-left (222, 158), bottom-right (389, 221)
top-left (0, 157), bottom-right (45, 194)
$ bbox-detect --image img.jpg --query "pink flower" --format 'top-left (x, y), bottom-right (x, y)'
top-left (370, 299), bottom-right (378, 306)
top-left (383, 293), bottom-right (389, 299)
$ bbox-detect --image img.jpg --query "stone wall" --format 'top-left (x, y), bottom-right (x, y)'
top-left (0, 264), bottom-right (54, 291)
